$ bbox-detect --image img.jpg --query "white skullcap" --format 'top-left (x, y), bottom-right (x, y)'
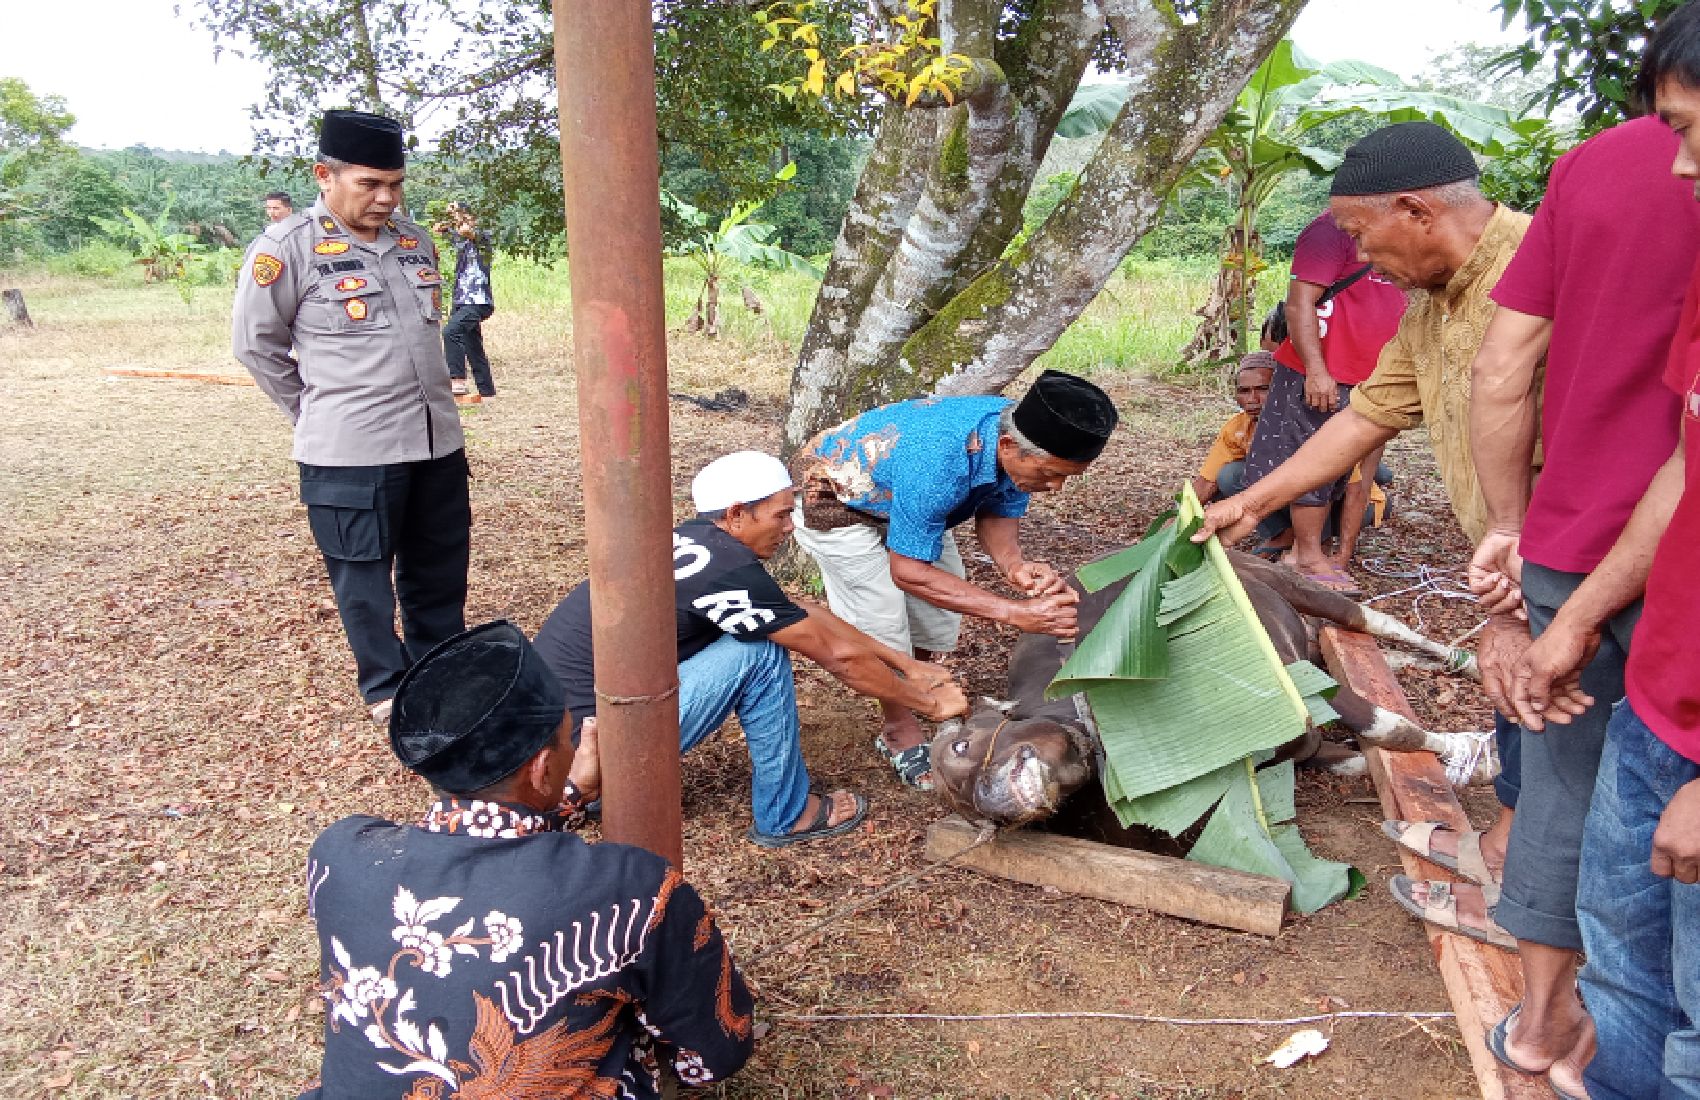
top-left (691, 451), bottom-right (794, 512)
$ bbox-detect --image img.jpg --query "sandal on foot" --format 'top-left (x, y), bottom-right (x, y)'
top-left (746, 791), bottom-right (868, 849)
top-left (873, 734), bottom-right (934, 792)
top-left (1486, 1004), bottom-right (1545, 1076)
top-left (1295, 564), bottom-right (1365, 597)
top-left (1383, 820), bottom-right (1503, 891)
top-left (1389, 875), bottom-right (1518, 950)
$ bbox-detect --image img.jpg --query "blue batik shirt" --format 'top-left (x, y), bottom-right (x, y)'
top-left (807, 395), bottom-right (1029, 561)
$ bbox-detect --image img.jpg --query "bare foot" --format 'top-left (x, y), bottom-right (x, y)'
top-left (790, 789), bottom-right (860, 833)
top-left (1545, 1015), bottom-right (1595, 1098)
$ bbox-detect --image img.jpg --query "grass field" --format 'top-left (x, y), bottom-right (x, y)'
top-left (0, 258), bottom-right (1486, 1100)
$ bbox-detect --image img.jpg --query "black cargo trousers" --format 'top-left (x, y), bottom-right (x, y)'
top-left (298, 449), bottom-right (471, 703)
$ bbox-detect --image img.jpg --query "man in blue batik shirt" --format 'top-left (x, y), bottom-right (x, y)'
top-left (791, 370), bottom-right (1118, 790)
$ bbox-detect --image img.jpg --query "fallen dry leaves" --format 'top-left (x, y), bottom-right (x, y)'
top-left (1, 276), bottom-right (1486, 1099)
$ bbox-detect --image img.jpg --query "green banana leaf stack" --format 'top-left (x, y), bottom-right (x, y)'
top-left (1048, 483), bottom-right (1364, 913)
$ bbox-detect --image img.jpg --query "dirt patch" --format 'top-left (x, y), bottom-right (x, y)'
top-left (2, 277), bottom-right (1489, 1099)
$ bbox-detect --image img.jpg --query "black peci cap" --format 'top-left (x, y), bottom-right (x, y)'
top-left (1329, 121), bottom-right (1478, 197)
top-left (1010, 370), bottom-right (1118, 463)
top-left (318, 109), bottom-right (406, 170)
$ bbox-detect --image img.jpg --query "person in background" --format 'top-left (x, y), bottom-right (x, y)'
top-left (434, 201), bottom-right (497, 400)
top-left (1246, 210), bottom-right (1409, 590)
top-left (263, 191), bottom-right (294, 223)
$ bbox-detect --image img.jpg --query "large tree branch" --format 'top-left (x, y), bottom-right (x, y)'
top-left (909, 0), bottom-right (1307, 395)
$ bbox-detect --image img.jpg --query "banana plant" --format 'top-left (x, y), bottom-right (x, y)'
top-left (1062, 41), bottom-right (1550, 365)
top-left (661, 161), bottom-right (822, 339)
top-left (91, 199), bottom-right (207, 302)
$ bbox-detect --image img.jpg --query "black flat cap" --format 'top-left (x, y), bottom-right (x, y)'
top-left (389, 620), bottom-right (567, 794)
top-left (1010, 370), bottom-right (1118, 463)
top-left (1330, 121), bottom-right (1477, 197)
top-left (318, 109), bottom-right (406, 170)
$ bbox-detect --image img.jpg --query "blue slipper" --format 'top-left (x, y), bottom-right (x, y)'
top-left (746, 791), bottom-right (868, 849)
top-left (1487, 1004), bottom-right (1543, 1075)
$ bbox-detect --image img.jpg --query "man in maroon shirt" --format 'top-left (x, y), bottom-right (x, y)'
top-left (1512, 7), bottom-right (1700, 1094)
top-left (1246, 211), bottom-right (1407, 587)
top-left (1407, 112), bottom-right (1700, 1094)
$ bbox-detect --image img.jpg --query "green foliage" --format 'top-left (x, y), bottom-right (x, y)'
top-left (1496, 0), bottom-right (1688, 133)
top-left (1051, 485), bottom-right (1357, 913)
top-left (91, 202), bottom-right (209, 302)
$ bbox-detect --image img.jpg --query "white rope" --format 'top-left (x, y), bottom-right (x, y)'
top-left (770, 1009), bottom-right (1455, 1027)
top-left (1437, 728), bottom-right (1495, 787)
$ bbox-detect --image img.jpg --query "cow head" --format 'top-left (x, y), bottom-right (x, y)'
top-left (930, 700), bottom-right (1093, 826)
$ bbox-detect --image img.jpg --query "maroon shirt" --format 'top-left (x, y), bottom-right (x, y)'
top-left (1626, 253), bottom-right (1700, 764)
top-left (1273, 213), bottom-right (1407, 385)
top-left (1490, 116), bottom-right (1700, 573)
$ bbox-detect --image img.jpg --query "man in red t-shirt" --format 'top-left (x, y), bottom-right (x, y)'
top-left (1245, 212), bottom-right (1407, 588)
top-left (1511, 12), bottom-right (1700, 1094)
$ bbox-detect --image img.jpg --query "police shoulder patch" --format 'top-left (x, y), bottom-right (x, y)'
top-left (314, 240), bottom-right (350, 255)
top-left (252, 253), bottom-right (284, 287)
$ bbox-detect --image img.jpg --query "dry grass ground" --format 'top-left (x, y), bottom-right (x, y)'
top-left (2, 271), bottom-right (1494, 1099)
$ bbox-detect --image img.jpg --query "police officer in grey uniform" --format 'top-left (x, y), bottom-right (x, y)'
top-left (232, 110), bottom-right (469, 722)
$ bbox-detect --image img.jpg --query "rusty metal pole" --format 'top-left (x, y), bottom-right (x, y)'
top-left (552, 0), bottom-right (683, 866)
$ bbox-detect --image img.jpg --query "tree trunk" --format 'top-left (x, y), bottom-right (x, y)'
top-left (783, 0), bottom-right (1309, 449)
top-left (3, 289), bottom-right (32, 327)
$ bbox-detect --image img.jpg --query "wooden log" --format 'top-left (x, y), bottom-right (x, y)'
top-left (1320, 626), bottom-right (1543, 1100)
top-left (3, 288), bottom-right (31, 327)
top-left (925, 815), bottom-right (1290, 937)
top-left (104, 368), bottom-right (256, 386)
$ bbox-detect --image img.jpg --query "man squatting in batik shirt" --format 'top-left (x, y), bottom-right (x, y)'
top-left (534, 451), bottom-right (971, 848)
top-left (302, 621), bottom-right (754, 1099)
top-left (789, 370), bottom-right (1118, 792)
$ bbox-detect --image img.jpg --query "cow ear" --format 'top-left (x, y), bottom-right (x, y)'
top-left (979, 696), bottom-right (1016, 715)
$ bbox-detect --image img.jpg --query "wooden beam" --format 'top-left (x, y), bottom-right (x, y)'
top-left (104, 368), bottom-right (256, 386)
top-left (1320, 625), bottom-right (1543, 1100)
top-left (925, 815), bottom-right (1290, 937)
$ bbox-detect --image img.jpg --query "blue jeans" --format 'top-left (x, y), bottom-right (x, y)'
top-left (1578, 701), bottom-right (1700, 1099)
top-left (678, 635), bottom-right (811, 837)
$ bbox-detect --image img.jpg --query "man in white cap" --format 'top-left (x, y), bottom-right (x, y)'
top-left (534, 451), bottom-right (969, 847)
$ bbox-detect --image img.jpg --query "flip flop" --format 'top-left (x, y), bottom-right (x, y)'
top-left (873, 734), bottom-right (934, 792)
top-left (1383, 820), bottom-right (1503, 892)
top-left (1296, 564), bottom-right (1365, 598)
top-left (746, 791), bottom-right (868, 848)
top-left (1389, 875), bottom-right (1518, 951)
top-left (1548, 1078), bottom-right (1588, 1100)
top-left (1486, 1004), bottom-right (1545, 1076)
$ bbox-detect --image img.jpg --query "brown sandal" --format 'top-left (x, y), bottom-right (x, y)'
top-left (1383, 820), bottom-right (1502, 891)
top-left (1389, 875), bottom-right (1517, 951)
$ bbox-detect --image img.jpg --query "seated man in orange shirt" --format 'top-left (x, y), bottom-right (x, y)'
top-left (1195, 352), bottom-right (1389, 553)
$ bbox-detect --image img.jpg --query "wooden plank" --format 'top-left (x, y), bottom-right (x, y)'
top-left (1321, 626), bottom-right (1543, 1100)
top-left (104, 368), bottom-right (256, 386)
top-left (926, 814), bottom-right (1290, 937)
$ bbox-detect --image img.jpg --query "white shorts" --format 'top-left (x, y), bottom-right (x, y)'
top-left (790, 510), bottom-right (965, 654)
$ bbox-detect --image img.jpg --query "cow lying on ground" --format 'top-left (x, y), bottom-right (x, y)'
top-left (932, 549), bottom-right (1495, 828)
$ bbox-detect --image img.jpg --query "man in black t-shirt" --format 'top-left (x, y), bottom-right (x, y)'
top-left (535, 452), bottom-right (969, 846)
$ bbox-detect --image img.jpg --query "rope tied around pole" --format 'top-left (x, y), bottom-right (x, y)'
top-left (595, 685), bottom-right (681, 706)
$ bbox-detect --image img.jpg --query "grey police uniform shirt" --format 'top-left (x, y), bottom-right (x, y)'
top-left (231, 198), bottom-right (465, 467)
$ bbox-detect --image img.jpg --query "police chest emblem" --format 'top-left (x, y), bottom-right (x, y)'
top-left (319, 216), bottom-right (339, 234)
top-left (251, 253), bottom-right (283, 287)
top-left (334, 276), bottom-right (368, 292)
top-left (314, 240), bottom-right (350, 255)
top-left (398, 235), bottom-right (419, 250)
top-left (344, 298), bottom-right (369, 321)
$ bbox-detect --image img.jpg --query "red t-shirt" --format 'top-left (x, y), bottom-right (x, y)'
top-left (1491, 116), bottom-right (1700, 574)
top-left (1624, 255), bottom-right (1700, 765)
top-left (1273, 213), bottom-right (1407, 385)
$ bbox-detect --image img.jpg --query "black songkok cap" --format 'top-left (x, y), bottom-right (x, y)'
top-left (318, 109), bottom-right (406, 170)
top-left (1010, 370), bottom-right (1118, 463)
top-left (1329, 121), bottom-right (1478, 197)
top-left (389, 620), bottom-right (566, 794)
